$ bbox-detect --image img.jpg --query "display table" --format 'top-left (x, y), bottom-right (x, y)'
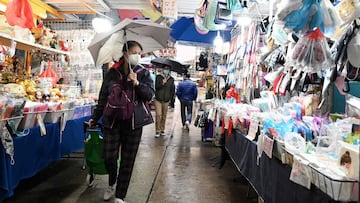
top-left (225, 130), bottom-right (335, 203)
top-left (0, 116), bottom-right (90, 201)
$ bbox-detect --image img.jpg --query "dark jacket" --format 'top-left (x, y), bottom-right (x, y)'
top-left (155, 74), bottom-right (175, 102)
top-left (176, 78), bottom-right (197, 102)
top-left (91, 62), bottom-right (154, 128)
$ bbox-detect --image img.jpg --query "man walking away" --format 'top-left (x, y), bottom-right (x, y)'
top-left (176, 73), bottom-right (197, 130)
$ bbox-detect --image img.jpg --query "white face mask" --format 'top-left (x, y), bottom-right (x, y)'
top-left (128, 54), bottom-right (140, 65)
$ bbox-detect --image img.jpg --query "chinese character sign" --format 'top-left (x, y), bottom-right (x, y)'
top-left (162, 0), bottom-right (177, 19)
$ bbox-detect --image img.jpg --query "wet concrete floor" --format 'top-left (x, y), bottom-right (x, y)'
top-left (2, 105), bottom-right (257, 203)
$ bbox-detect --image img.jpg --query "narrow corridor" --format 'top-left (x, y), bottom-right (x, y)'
top-left (3, 106), bottom-right (255, 203)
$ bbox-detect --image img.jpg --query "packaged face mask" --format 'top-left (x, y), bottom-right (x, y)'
top-left (284, 132), bottom-right (306, 154)
top-left (338, 141), bottom-right (359, 180)
top-left (347, 28), bottom-right (360, 67)
top-left (290, 156), bottom-right (312, 189)
top-left (272, 25), bottom-right (289, 45)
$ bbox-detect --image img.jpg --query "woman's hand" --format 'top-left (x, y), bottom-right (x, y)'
top-left (88, 119), bottom-right (95, 128)
top-left (129, 72), bottom-right (139, 86)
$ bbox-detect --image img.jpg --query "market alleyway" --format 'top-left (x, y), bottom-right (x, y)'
top-left (2, 104), bottom-right (257, 203)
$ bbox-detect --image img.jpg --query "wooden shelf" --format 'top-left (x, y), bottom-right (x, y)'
top-left (0, 33), bottom-right (69, 55)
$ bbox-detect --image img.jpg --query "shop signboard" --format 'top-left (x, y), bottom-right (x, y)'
top-left (162, 0), bottom-right (177, 19)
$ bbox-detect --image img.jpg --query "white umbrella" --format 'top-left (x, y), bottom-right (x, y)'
top-left (88, 18), bottom-right (172, 66)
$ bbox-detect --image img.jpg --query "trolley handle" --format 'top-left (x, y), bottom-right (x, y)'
top-left (83, 121), bottom-right (102, 133)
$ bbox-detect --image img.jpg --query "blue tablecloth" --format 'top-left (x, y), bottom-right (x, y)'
top-left (225, 130), bottom-right (334, 203)
top-left (0, 116), bottom-right (91, 201)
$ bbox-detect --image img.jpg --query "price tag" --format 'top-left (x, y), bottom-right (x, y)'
top-left (263, 135), bottom-right (274, 158)
top-left (246, 119), bottom-right (258, 140)
top-left (37, 114), bottom-right (46, 136)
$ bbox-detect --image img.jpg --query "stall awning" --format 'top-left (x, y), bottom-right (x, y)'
top-left (170, 17), bottom-right (231, 47)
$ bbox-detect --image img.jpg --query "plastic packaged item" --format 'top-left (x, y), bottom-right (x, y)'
top-left (316, 134), bottom-right (338, 153)
top-left (290, 156), bottom-right (312, 189)
top-left (284, 132), bottom-right (306, 154)
top-left (336, 0), bottom-right (360, 25)
top-left (346, 94), bottom-right (360, 117)
top-left (321, 0), bottom-right (342, 37)
top-left (338, 141), bottom-right (359, 179)
top-left (291, 28), bottom-right (333, 73)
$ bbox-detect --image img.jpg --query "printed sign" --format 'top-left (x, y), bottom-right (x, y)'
top-left (162, 0), bottom-right (177, 19)
top-left (263, 135), bottom-right (274, 158)
top-left (246, 119), bottom-right (258, 141)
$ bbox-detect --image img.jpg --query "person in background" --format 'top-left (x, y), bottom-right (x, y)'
top-left (150, 70), bottom-right (156, 88)
top-left (154, 65), bottom-right (175, 137)
top-left (226, 84), bottom-right (240, 103)
top-left (89, 41), bottom-right (154, 203)
top-left (176, 72), bottom-right (198, 130)
top-left (169, 91), bottom-right (175, 111)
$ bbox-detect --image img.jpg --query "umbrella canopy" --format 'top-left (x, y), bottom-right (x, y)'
top-left (151, 57), bottom-right (190, 74)
top-left (170, 17), bottom-right (231, 47)
top-left (88, 18), bottom-right (171, 66)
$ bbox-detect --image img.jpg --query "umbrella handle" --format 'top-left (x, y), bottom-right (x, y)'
top-left (123, 28), bottom-right (133, 73)
top-left (129, 63), bottom-right (133, 73)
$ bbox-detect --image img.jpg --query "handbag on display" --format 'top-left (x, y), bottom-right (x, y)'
top-left (133, 100), bottom-right (154, 129)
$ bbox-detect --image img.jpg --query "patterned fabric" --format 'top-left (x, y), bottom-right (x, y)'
top-left (102, 120), bottom-right (142, 199)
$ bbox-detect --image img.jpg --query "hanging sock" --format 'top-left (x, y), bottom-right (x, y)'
top-left (0, 122), bottom-right (15, 165)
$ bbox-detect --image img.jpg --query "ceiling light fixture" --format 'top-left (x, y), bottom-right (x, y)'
top-left (92, 17), bottom-right (112, 33)
top-left (236, 1), bottom-right (252, 26)
top-left (214, 31), bottom-right (223, 54)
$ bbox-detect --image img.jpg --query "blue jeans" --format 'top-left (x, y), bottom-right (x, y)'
top-left (180, 100), bottom-right (193, 126)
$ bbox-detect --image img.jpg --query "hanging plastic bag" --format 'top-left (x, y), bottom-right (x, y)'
top-left (5, 0), bottom-right (35, 29)
top-left (321, 0), bottom-right (342, 37)
top-left (291, 28), bottom-right (333, 73)
top-left (282, 0), bottom-right (313, 32)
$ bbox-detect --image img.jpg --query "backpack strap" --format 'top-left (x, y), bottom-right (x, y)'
top-left (112, 60), bottom-right (125, 81)
top-left (133, 64), bottom-right (145, 74)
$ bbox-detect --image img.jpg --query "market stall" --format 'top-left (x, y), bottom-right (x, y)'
top-left (225, 129), bottom-right (335, 202)
top-left (0, 1), bottom-right (101, 200)
top-left (189, 0), bottom-right (360, 202)
top-left (0, 115), bottom-right (90, 200)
